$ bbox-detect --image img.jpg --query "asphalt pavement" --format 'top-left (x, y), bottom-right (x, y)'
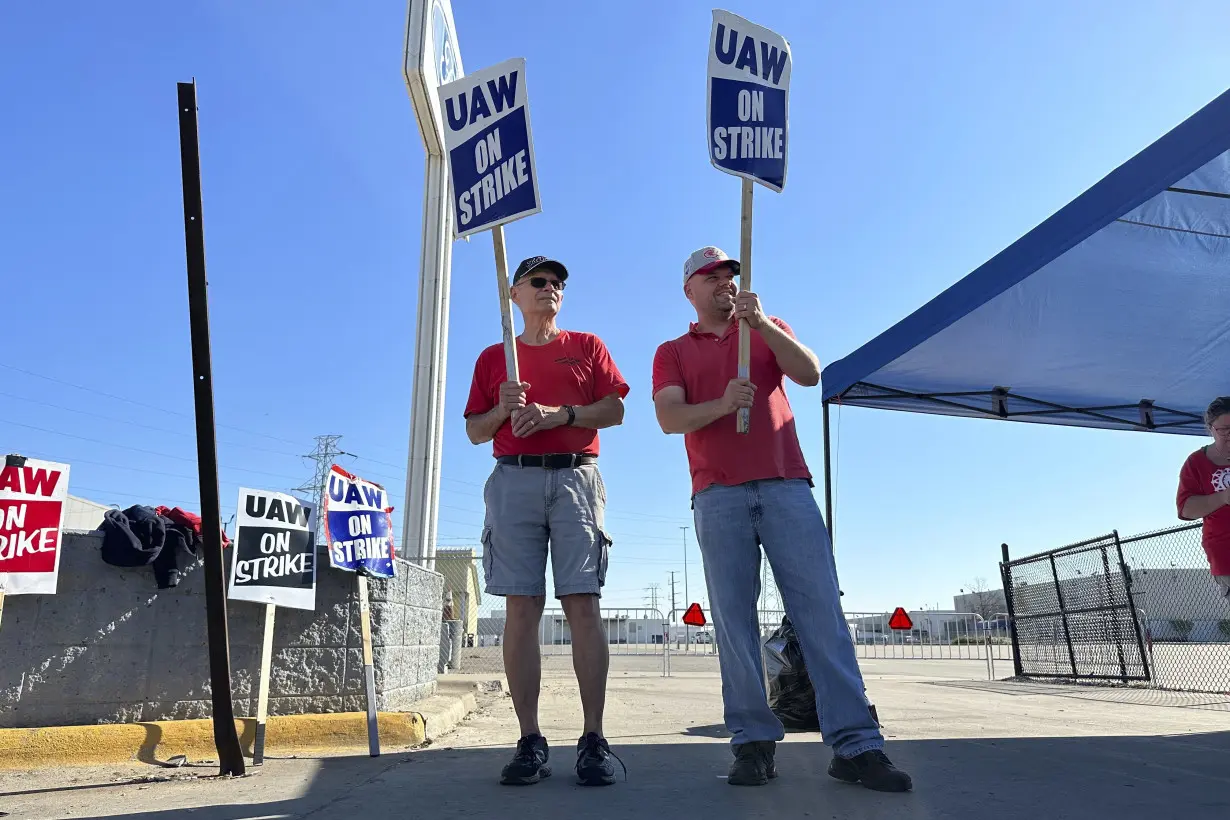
top-left (3, 656), bottom-right (1229, 819)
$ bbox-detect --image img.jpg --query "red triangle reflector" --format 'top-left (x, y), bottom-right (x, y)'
top-left (888, 607), bottom-right (913, 630)
top-left (682, 602), bottom-right (707, 627)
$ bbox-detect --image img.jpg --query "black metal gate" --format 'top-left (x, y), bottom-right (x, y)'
top-left (1000, 531), bottom-right (1151, 682)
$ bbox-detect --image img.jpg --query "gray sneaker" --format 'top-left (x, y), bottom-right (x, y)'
top-left (500, 733), bottom-right (551, 785)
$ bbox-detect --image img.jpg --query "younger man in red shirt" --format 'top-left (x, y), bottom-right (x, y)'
top-left (652, 247), bottom-right (911, 793)
top-left (465, 255), bottom-right (629, 788)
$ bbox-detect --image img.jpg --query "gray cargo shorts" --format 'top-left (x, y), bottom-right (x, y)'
top-left (481, 461), bottom-right (611, 598)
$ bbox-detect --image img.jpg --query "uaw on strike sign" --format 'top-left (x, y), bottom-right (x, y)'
top-left (707, 10), bottom-right (792, 192)
top-left (438, 57), bottom-right (542, 239)
top-left (324, 466), bottom-right (396, 579)
top-left (0, 457), bottom-right (70, 595)
top-left (229, 488), bottom-right (317, 610)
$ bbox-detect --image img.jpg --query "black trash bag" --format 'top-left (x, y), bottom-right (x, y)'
top-left (763, 616), bottom-right (819, 730)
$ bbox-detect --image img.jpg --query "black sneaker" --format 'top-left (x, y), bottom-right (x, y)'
top-left (500, 733), bottom-right (551, 785)
top-left (828, 749), bottom-right (912, 792)
top-left (728, 740), bottom-right (778, 786)
top-left (575, 732), bottom-right (625, 786)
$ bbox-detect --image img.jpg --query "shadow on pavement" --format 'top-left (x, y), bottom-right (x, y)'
top-left (13, 732), bottom-right (1230, 820)
top-left (681, 723), bottom-right (731, 738)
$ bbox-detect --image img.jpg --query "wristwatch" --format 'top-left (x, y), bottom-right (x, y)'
top-left (563, 405), bottom-right (576, 426)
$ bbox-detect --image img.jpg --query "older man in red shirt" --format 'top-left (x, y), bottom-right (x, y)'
top-left (652, 246), bottom-right (912, 793)
top-left (465, 255), bottom-right (629, 788)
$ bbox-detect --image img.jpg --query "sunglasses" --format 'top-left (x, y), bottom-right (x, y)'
top-left (522, 276), bottom-right (565, 291)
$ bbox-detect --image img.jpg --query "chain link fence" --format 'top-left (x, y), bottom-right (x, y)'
top-left (434, 551), bottom-right (675, 674)
top-left (1119, 523), bottom-right (1230, 693)
top-left (434, 551), bottom-right (1017, 678)
top-left (1002, 522), bottom-right (1230, 694)
top-left (755, 610), bottom-right (1011, 662)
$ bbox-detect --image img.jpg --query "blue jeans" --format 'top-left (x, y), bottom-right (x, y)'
top-left (692, 478), bottom-right (883, 758)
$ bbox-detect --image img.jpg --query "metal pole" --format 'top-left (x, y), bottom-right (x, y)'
top-left (1000, 543), bottom-right (1024, 677)
top-left (1049, 553), bottom-right (1079, 678)
top-left (822, 400), bottom-right (834, 545)
top-left (1099, 540), bottom-right (1128, 681)
top-left (403, 152), bottom-right (449, 569)
top-left (1117, 532), bottom-right (1152, 682)
top-left (175, 80), bottom-right (245, 777)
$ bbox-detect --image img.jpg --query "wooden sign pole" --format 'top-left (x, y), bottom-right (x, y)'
top-left (736, 178), bottom-right (755, 434)
top-left (253, 602), bottom-right (276, 765)
top-left (492, 225), bottom-right (522, 383)
top-left (357, 573), bottom-right (380, 757)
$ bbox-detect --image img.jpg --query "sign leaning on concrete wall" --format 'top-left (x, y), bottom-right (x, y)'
top-left (0, 455), bottom-right (70, 597)
top-left (228, 488), bottom-right (317, 611)
top-left (324, 465), bottom-right (396, 579)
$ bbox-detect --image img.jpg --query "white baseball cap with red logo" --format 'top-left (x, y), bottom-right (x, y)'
top-left (682, 246), bottom-right (741, 284)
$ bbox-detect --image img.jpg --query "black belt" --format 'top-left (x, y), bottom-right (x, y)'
top-left (497, 453), bottom-right (596, 469)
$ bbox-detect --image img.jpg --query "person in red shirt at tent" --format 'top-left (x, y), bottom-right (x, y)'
top-left (651, 246), bottom-right (912, 793)
top-left (464, 255), bottom-right (629, 788)
top-left (1176, 396), bottom-right (1230, 598)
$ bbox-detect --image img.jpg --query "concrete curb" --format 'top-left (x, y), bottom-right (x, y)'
top-left (0, 679), bottom-right (501, 769)
top-left (419, 677), bottom-right (505, 742)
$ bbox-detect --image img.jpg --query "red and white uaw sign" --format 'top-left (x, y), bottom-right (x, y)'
top-left (0, 457), bottom-right (70, 595)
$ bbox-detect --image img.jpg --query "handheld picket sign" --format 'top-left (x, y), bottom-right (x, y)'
top-left (706, 11), bottom-right (791, 434)
top-left (437, 57), bottom-right (542, 385)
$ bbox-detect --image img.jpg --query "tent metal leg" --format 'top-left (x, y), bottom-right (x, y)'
top-left (823, 400), bottom-right (834, 545)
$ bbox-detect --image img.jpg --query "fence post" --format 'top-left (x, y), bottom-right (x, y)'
top-left (662, 620), bottom-right (671, 677)
top-left (1049, 553), bottom-right (1079, 677)
top-left (1116, 532), bottom-right (1152, 682)
top-left (1000, 543), bottom-right (1024, 677)
top-left (1100, 538), bottom-right (1129, 681)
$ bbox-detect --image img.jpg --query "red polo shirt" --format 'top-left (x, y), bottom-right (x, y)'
top-left (1177, 447), bottom-right (1230, 575)
top-left (465, 330), bottom-right (629, 458)
top-left (652, 317), bottom-right (812, 496)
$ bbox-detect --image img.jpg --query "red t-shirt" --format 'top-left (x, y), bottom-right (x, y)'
top-left (464, 330), bottom-right (629, 458)
top-left (652, 317), bottom-right (812, 496)
top-left (1177, 448), bottom-right (1230, 575)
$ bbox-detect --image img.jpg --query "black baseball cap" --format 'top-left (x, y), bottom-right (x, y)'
top-left (512, 255), bottom-right (569, 286)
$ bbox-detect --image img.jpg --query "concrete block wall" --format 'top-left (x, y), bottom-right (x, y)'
top-left (0, 532), bottom-right (444, 728)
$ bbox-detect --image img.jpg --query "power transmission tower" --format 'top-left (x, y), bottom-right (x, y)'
top-left (681, 526), bottom-right (691, 646)
top-left (668, 571), bottom-right (679, 647)
top-left (758, 561), bottom-right (782, 614)
top-left (643, 583), bottom-right (661, 613)
top-left (292, 435), bottom-right (351, 545)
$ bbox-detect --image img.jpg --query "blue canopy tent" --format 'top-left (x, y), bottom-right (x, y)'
top-left (819, 88), bottom-right (1230, 545)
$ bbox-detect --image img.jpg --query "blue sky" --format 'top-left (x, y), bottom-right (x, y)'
top-left (3, 1), bottom-right (1230, 615)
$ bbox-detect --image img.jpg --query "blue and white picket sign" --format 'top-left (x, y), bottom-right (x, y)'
top-left (437, 57), bottom-right (542, 240)
top-left (324, 465), bottom-right (396, 578)
top-left (707, 10), bottom-right (791, 192)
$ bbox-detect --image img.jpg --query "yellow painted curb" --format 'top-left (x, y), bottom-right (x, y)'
top-left (0, 712), bottom-right (426, 770)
